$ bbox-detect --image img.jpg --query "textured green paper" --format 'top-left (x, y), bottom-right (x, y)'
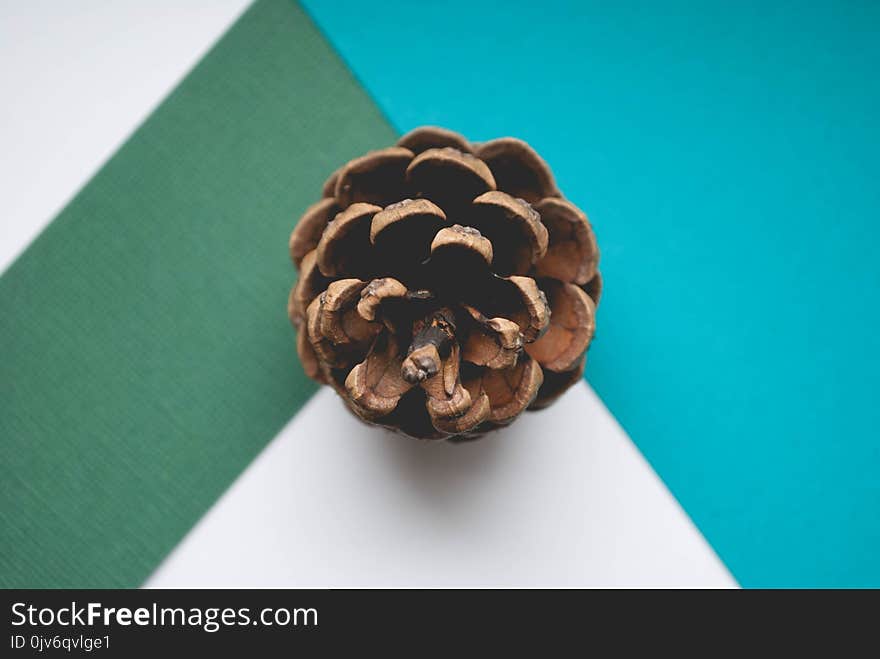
top-left (0, 0), bottom-right (396, 587)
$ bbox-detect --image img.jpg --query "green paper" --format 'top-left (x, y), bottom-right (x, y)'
top-left (0, 0), bottom-right (396, 587)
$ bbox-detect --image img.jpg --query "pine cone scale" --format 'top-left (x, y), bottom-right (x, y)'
top-left (474, 138), bottom-right (560, 203)
top-left (525, 281), bottom-right (596, 373)
top-left (533, 197), bottom-right (599, 285)
top-left (334, 147), bottom-right (414, 208)
top-left (289, 197), bottom-right (338, 268)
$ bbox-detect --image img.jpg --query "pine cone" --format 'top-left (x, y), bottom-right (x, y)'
top-left (288, 126), bottom-right (601, 441)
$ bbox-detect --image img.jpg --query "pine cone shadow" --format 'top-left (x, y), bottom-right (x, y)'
top-left (307, 388), bottom-right (566, 518)
top-left (373, 423), bottom-right (513, 503)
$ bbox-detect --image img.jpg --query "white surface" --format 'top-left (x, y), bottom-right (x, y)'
top-left (148, 384), bottom-right (735, 587)
top-left (0, 0), bottom-right (252, 273)
top-left (2, 1), bottom-right (735, 587)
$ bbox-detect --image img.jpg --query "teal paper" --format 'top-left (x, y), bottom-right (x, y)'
top-left (303, 0), bottom-right (880, 586)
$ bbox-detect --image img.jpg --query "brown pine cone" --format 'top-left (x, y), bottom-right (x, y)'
top-left (288, 126), bottom-right (601, 441)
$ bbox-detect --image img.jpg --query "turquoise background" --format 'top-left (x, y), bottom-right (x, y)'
top-left (302, 0), bottom-right (880, 586)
